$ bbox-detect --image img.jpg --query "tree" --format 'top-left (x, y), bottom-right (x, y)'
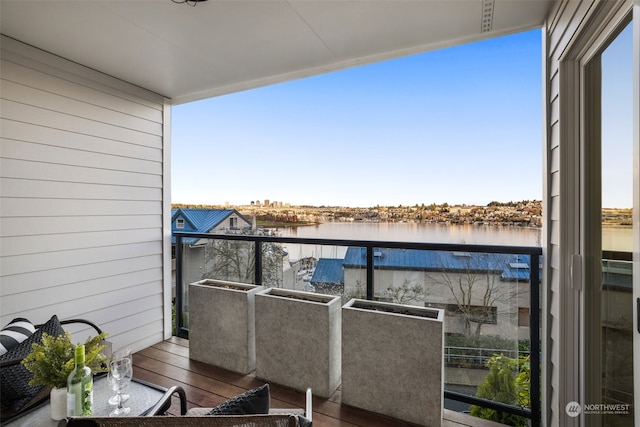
top-left (425, 252), bottom-right (515, 337)
top-left (341, 279), bottom-right (366, 302)
top-left (202, 229), bottom-right (286, 287)
top-left (340, 279), bottom-right (429, 306)
top-left (382, 279), bottom-right (429, 305)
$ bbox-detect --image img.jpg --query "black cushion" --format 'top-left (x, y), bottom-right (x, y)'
top-left (297, 415), bottom-right (313, 427)
top-left (206, 383), bottom-right (270, 415)
top-left (0, 315), bottom-right (65, 412)
top-left (0, 318), bottom-right (35, 356)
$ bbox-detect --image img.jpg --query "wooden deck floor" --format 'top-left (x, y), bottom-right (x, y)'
top-left (132, 337), bottom-right (496, 427)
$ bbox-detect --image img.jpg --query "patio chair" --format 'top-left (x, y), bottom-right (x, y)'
top-left (142, 385), bottom-right (312, 426)
top-left (0, 316), bottom-right (108, 423)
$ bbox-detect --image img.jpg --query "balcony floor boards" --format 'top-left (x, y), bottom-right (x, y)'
top-left (132, 337), bottom-right (496, 427)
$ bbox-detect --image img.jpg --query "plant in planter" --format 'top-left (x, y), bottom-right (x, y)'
top-left (21, 331), bottom-right (109, 389)
top-left (21, 331), bottom-right (109, 420)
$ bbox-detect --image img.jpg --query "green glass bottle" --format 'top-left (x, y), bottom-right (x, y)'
top-left (66, 344), bottom-right (93, 416)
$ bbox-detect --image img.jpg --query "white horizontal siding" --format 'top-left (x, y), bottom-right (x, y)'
top-left (0, 215), bottom-right (161, 237)
top-left (1, 119), bottom-right (162, 161)
top-left (1, 99), bottom-right (161, 148)
top-left (1, 198), bottom-right (161, 217)
top-left (0, 178), bottom-right (163, 202)
top-left (0, 35), bottom-right (168, 353)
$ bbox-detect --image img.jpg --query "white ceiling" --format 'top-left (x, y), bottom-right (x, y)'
top-left (0, 0), bottom-right (554, 105)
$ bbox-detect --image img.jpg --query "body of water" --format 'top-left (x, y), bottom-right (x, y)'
top-left (278, 222), bottom-right (542, 245)
top-left (276, 222), bottom-right (542, 261)
top-left (274, 221), bottom-right (632, 260)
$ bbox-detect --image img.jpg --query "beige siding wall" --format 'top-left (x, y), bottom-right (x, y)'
top-left (0, 36), bottom-right (167, 352)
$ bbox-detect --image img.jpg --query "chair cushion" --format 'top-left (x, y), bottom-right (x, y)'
top-left (0, 318), bottom-right (35, 356)
top-left (207, 383), bottom-right (270, 415)
top-left (297, 415), bottom-right (312, 427)
top-left (0, 315), bottom-right (65, 412)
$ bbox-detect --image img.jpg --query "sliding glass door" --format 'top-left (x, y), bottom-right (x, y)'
top-left (583, 16), bottom-right (635, 427)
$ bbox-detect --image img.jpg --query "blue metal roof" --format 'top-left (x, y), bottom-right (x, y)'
top-left (343, 248), bottom-right (536, 281)
top-left (344, 247), bottom-right (510, 272)
top-left (171, 208), bottom-right (244, 244)
top-left (310, 258), bottom-right (344, 285)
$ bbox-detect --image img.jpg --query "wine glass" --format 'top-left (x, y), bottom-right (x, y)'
top-left (109, 358), bottom-right (132, 416)
top-left (108, 349), bottom-right (132, 405)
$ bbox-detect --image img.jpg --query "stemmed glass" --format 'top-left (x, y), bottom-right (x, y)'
top-left (108, 349), bottom-right (131, 405)
top-left (108, 358), bottom-right (132, 416)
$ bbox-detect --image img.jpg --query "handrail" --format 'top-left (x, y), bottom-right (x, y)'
top-left (173, 231), bottom-right (542, 426)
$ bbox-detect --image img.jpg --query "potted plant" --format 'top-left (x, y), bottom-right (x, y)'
top-left (21, 331), bottom-right (108, 420)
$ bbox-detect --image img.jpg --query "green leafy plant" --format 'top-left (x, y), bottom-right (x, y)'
top-left (469, 354), bottom-right (530, 427)
top-left (514, 355), bottom-right (531, 408)
top-left (21, 331), bottom-right (109, 389)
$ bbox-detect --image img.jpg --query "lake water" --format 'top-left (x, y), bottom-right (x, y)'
top-left (278, 222), bottom-right (541, 245)
top-left (275, 222), bottom-right (632, 260)
top-left (276, 222), bottom-right (542, 260)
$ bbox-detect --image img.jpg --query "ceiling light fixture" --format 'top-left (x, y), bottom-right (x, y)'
top-left (172, 0), bottom-right (207, 6)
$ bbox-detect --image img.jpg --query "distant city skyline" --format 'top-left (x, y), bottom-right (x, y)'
top-left (172, 29), bottom-right (545, 208)
top-left (174, 198), bottom-right (541, 209)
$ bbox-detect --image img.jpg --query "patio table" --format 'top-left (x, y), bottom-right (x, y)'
top-left (3, 376), bottom-right (166, 427)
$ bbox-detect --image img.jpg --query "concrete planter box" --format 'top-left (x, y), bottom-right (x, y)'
top-left (189, 279), bottom-right (263, 374)
top-left (255, 288), bottom-right (341, 398)
top-left (342, 299), bottom-right (444, 427)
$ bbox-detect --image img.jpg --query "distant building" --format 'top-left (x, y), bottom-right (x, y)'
top-left (171, 208), bottom-right (253, 296)
top-left (171, 208), bottom-right (251, 245)
top-left (311, 247), bottom-right (535, 339)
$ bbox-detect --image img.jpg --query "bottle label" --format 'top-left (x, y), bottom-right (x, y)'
top-left (66, 390), bottom-right (76, 416)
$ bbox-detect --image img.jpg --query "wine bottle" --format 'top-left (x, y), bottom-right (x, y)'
top-left (67, 344), bottom-right (93, 416)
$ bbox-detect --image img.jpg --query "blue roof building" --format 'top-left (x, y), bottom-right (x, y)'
top-left (310, 258), bottom-right (345, 293)
top-left (306, 248), bottom-right (539, 290)
top-left (171, 208), bottom-right (251, 244)
top-left (343, 247), bottom-right (534, 280)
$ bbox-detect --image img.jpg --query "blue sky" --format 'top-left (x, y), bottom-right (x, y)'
top-left (602, 22), bottom-right (633, 209)
top-left (172, 29), bottom-right (543, 208)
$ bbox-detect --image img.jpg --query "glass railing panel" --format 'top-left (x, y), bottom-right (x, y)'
top-left (267, 242), bottom-right (349, 294)
top-left (445, 250), bottom-right (535, 425)
top-left (179, 237), bottom-right (257, 329)
top-left (173, 232), bottom-right (541, 424)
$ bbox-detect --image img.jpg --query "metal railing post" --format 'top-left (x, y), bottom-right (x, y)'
top-left (366, 246), bottom-right (374, 300)
top-left (175, 235), bottom-right (186, 337)
top-left (255, 240), bottom-right (263, 286)
top-left (530, 253), bottom-right (541, 427)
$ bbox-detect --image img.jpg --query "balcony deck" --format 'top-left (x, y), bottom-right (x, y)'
top-left (132, 337), bottom-right (504, 427)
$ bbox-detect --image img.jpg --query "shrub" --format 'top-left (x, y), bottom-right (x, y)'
top-left (469, 354), bottom-right (530, 427)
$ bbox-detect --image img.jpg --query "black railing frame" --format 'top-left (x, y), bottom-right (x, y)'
top-left (174, 231), bottom-right (542, 426)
